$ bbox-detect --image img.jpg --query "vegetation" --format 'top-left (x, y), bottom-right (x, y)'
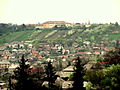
top-left (0, 23), bottom-right (34, 36)
top-left (72, 57), bottom-right (85, 90)
top-left (9, 55), bottom-right (44, 90)
top-left (84, 48), bottom-right (120, 89)
top-left (10, 55), bottom-right (33, 90)
top-left (45, 61), bottom-right (58, 90)
top-left (0, 23), bottom-right (120, 46)
top-left (84, 64), bottom-right (120, 89)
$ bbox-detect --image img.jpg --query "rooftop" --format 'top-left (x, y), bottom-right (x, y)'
top-left (43, 21), bottom-right (71, 24)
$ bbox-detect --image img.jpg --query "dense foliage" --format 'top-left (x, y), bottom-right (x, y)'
top-left (45, 61), bottom-right (58, 89)
top-left (0, 23), bottom-right (33, 36)
top-left (72, 57), bottom-right (85, 90)
top-left (10, 55), bottom-right (44, 90)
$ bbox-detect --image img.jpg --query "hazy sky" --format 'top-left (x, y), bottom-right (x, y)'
top-left (0, 0), bottom-right (120, 24)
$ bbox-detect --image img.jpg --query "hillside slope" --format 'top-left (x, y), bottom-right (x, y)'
top-left (0, 24), bottom-right (120, 46)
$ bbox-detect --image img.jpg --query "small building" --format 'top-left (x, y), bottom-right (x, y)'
top-left (84, 61), bottom-right (103, 71)
top-left (0, 61), bottom-right (10, 68)
top-left (8, 64), bottom-right (19, 73)
top-left (62, 81), bottom-right (73, 90)
top-left (0, 61), bottom-right (10, 73)
top-left (56, 66), bottom-right (74, 79)
top-left (0, 82), bottom-right (7, 90)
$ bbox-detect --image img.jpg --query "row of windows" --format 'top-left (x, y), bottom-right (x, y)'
top-left (0, 64), bottom-right (9, 68)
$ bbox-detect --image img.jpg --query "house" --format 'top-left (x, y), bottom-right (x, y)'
top-left (59, 55), bottom-right (68, 59)
top-left (0, 82), bottom-right (7, 90)
top-left (0, 46), bottom-right (6, 51)
top-left (35, 24), bottom-right (44, 29)
top-left (76, 52), bottom-right (89, 56)
top-left (0, 61), bottom-right (10, 68)
top-left (84, 61), bottom-right (103, 71)
top-left (94, 51), bottom-right (101, 55)
top-left (62, 81), bottom-right (73, 90)
top-left (56, 66), bottom-right (74, 79)
top-left (42, 21), bottom-right (72, 29)
top-left (8, 64), bottom-right (19, 73)
top-left (28, 44), bottom-right (33, 48)
top-left (0, 61), bottom-right (10, 73)
top-left (11, 42), bottom-right (24, 49)
top-left (55, 77), bottom-right (65, 87)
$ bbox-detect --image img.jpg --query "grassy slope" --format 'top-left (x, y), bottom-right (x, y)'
top-left (0, 30), bottom-right (34, 45)
top-left (0, 25), bottom-right (120, 46)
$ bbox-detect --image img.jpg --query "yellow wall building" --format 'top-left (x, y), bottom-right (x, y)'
top-left (0, 61), bottom-right (10, 68)
top-left (42, 21), bottom-right (72, 29)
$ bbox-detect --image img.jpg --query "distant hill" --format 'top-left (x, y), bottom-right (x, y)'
top-left (0, 24), bottom-right (120, 46)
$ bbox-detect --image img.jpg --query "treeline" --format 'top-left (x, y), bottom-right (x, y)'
top-left (0, 23), bottom-right (34, 36)
top-left (1, 22), bottom-right (120, 36)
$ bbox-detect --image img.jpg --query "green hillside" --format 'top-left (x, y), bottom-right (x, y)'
top-left (0, 24), bottom-right (120, 46)
top-left (0, 30), bottom-right (34, 44)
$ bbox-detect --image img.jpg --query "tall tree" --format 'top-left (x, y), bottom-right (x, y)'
top-left (12, 55), bottom-right (34, 90)
top-left (45, 61), bottom-right (56, 89)
top-left (72, 56), bottom-right (85, 90)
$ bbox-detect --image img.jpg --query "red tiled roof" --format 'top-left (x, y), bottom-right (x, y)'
top-left (76, 52), bottom-right (87, 54)
top-left (62, 55), bottom-right (68, 58)
top-left (94, 51), bottom-right (101, 54)
top-left (59, 55), bottom-right (68, 58)
top-left (99, 61), bottom-right (110, 64)
top-left (30, 68), bottom-right (44, 73)
top-left (31, 53), bottom-right (42, 58)
top-left (118, 41), bottom-right (120, 44)
top-left (103, 48), bottom-right (110, 51)
top-left (22, 68), bottom-right (44, 73)
top-left (43, 21), bottom-right (66, 24)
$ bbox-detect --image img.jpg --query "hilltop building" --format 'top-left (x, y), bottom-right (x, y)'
top-left (35, 21), bottom-right (72, 29)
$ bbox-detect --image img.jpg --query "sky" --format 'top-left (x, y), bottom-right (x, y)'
top-left (0, 0), bottom-right (120, 24)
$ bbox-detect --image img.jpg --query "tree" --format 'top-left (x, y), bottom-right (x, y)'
top-left (84, 64), bottom-right (120, 89)
top-left (8, 76), bottom-right (12, 90)
top-left (115, 22), bottom-right (119, 27)
top-left (72, 56), bottom-right (85, 90)
top-left (11, 55), bottom-right (35, 90)
top-left (53, 25), bottom-right (58, 30)
top-left (45, 61), bottom-right (56, 89)
top-left (103, 64), bottom-right (120, 89)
